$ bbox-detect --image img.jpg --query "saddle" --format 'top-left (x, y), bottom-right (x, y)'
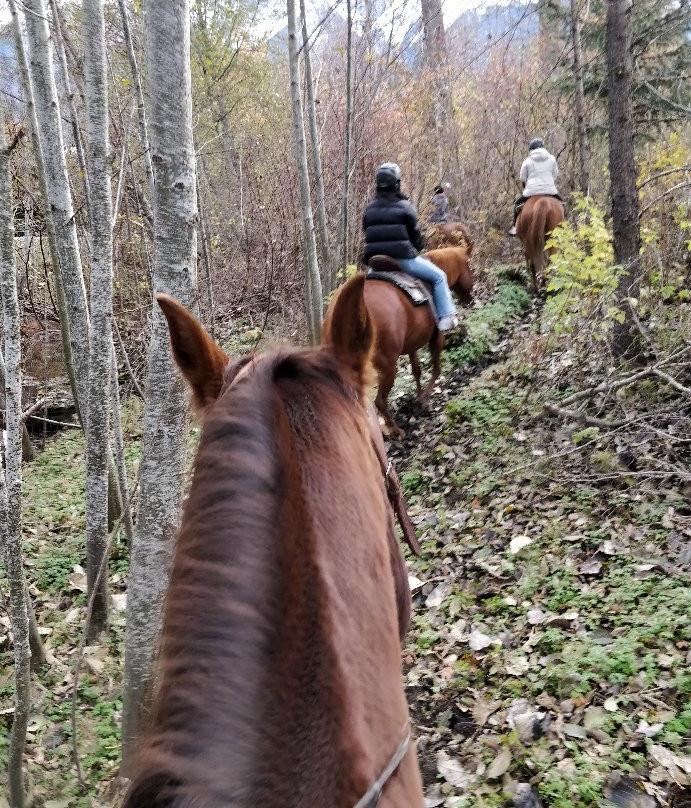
top-left (365, 255), bottom-right (436, 313)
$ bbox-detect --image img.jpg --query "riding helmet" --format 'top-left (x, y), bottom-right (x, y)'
top-left (529, 138), bottom-right (545, 150)
top-left (376, 162), bottom-right (402, 189)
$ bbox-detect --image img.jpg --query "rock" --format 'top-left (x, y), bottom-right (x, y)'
top-left (510, 783), bottom-right (543, 808)
top-left (468, 629), bottom-right (496, 651)
top-left (509, 535), bottom-right (533, 554)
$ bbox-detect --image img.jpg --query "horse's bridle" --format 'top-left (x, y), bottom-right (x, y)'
top-left (353, 726), bottom-right (411, 808)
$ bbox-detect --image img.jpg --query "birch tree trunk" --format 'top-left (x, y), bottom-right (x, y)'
top-left (48, 0), bottom-right (92, 219)
top-left (0, 111), bottom-right (31, 808)
top-left (334, 0), bottom-right (353, 291)
top-left (420, 0), bottom-right (461, 192)
top-left (607, 0), bottom-right (642, 359)
top-left (8, 0), bottom-right (79, 414)
top-left (23, 0), bottom-right (91, 415)
top-left (570, 0), bottom-right (590, 196)
top-left (287, 0), bottom-right (323, 341)
top-left (83, 0), bottom-right (113, 640)
top-left (121, 0), bottom-right (198, 771)
top-left (299, 0), bottom-right (331, 287)
top-left (116, 0), bottom-right (155, 198)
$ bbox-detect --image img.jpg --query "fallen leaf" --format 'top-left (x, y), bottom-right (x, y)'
top-left (426, 582), bottom-right (452, 608)
top-left (486, 748), bottom-right (512, 779)
top-left (436, 751), bottom-right (475, 790)
top-left (563, 723), bottom-right (588, 739)
top-left (579, 559), bottom-right (602, 575)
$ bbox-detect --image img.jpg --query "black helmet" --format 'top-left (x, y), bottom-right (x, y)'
top-left (376, 162), bottom-right (402, 189)
top-left (434, 185), bottom-right (444, 194)
top-left (529, 138), bottom-right (545, 150)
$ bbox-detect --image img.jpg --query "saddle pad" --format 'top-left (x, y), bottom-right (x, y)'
top-left (366, 269), bottom-right (432, 308)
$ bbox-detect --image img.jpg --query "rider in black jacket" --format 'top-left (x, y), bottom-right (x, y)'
top-left (362, 163), bottom-right (458, 331)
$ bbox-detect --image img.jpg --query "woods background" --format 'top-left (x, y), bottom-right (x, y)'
top-left (0, 0), bottom-right (689, 806)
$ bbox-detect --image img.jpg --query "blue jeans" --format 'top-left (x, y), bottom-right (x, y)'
top-left (398, 256), bottom-right (456, 319)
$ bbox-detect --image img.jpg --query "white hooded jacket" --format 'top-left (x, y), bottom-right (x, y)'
top-left (520, 147), bottom-right (558, 197)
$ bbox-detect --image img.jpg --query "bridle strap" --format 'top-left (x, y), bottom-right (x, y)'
top-left (353, 729), bottom-right (411, 808)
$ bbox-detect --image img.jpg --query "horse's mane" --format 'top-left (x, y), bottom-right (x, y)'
top-left (125, 348), bottom-right (370, 807)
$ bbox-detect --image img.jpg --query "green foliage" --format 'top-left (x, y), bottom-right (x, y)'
top-left (444, 274), bottom-right (530, 368)
top-left (401, 467), bottom-right (425, 495)
top-left (445, 387), bottom-right (514, 432)
top-left (543, 197), bottom-right (621, 334)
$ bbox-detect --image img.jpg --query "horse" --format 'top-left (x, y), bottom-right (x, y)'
top-left (516, 195), bottom-right (565, 292)
top-left (425, 221), bottom-right (474, 256)
top-left (364, 246), bottom-right (473, 438)
top-left (122, 274), bottom-right (425, 808)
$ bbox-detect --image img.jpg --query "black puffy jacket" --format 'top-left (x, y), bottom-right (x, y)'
top-left (361, 191), bottom-right (425, 264)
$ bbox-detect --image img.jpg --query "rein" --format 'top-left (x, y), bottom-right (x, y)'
top-left (353, 728), bottom-right (411, 808)
top-left (366, 401), bottom-right (421, 557)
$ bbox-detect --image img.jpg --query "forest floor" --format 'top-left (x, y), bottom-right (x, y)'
top-left (0, 265), bottom-right (689, 808)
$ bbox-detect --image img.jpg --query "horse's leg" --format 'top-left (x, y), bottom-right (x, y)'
top-left (419, 330), bottom-right (443, 403)
top-left (375, 363), bottom-right (404, 439)
top-left (409, 351), bottom-right (423, 398)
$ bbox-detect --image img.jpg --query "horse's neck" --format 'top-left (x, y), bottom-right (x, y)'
top-left (261, 403), bottom-right (410, 804)
top-left (139, 394), bottom-right (408, 807)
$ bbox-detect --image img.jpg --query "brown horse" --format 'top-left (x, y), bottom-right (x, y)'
top-left (363, 246), bottom-right (473, 438)
top-left (123, 274), bottom-right (424, 808)
top-left (516, 195), bottom-right (565, 292)
top-left (425, 221), bottom-right (474, 256)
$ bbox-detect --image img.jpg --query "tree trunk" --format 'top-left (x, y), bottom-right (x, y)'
top-left (121, 0), bottom-right (197, 772)
top-left (0, 108), bottom-right (32, 808)
top-left (8, 0), bottom-right (80, 416)
top-left (116, 0), bottom-right (155, 198)
top-left (48, 0), bottom-right (92, 219)
top-left (570, 0), bottom-right (590, 196)
top-left (23, 0), bottom-right (91, 416)
top-left (334, 0), bottom-right (353, 291)
top-left (300, 0), bottom-right (331, 288)
top-left (287, 0), bottom-right (323, 342)
top-left (420, 0), bottom-right (461, 194)
top-left (83, 0), bottom-right (113, 640)
top-left (607, 0), bottom-right (642, 359)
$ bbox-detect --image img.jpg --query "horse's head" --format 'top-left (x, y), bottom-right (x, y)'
top-left (123, 274), bottom-right (421, 806)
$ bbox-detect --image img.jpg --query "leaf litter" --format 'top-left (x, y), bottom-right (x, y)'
top-left (389, 286), bottom-right (691, 807)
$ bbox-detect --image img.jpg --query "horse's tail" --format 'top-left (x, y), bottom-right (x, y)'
top-left (528, 199), bottom-right (548, 278)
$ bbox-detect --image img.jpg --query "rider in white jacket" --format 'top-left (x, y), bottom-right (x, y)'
top-left (509, 138), bottom-right (562, 235)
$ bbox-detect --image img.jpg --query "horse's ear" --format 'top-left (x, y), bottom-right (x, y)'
top-left (156, 294), bottom-right (229, 411)
top-left (322, 273), bottom-right (375, 394)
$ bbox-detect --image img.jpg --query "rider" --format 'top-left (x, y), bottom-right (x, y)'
top-left (508, 138), bottom-right (562, 236)
top-left (428, 185), bottom-right (449, 224)
top-left (362, 163), bottom-right (458, 332)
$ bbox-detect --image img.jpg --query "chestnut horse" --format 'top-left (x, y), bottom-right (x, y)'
top-left (425, 221), bottom-right (474, 256)
top-left (364, 246), bottom-right (473, 438)
top-left (122, 275), bottom-right (424, 808)
top-left (516, 195), bottom-right (565, 292)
